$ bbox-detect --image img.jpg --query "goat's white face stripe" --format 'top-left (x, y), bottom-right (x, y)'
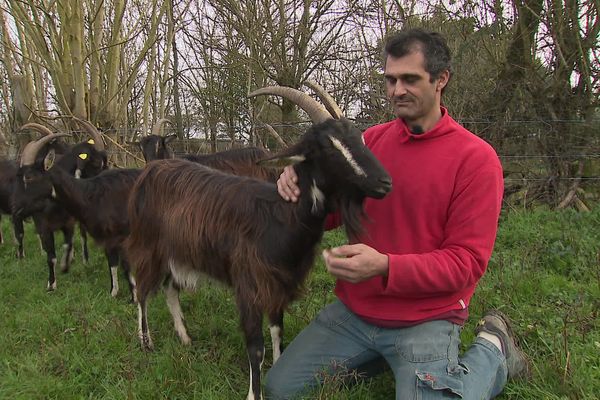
top-left (328, 136), bottom-right (366, 176)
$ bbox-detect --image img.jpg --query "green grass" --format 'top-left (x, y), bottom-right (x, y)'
top-left (0, 207), bottom-right (598, 399)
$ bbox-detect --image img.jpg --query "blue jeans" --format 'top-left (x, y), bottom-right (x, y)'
top-left (265, 300), bottom-right (508, 399)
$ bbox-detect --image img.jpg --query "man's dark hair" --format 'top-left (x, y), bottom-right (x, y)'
top-left (383, 28), bottom-right (452, 82)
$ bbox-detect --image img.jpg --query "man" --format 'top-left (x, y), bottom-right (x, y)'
top-left (265, 28), bottom-right (529, 399)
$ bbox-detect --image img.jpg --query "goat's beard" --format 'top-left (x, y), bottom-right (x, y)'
top-left (337, 192), bottom-right (368, 242)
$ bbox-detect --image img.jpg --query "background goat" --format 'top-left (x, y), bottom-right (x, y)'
top-left (138, 119), bottom-right (278, 182)
top-left (18, 131), bottom-right (138, 301)
top-left (13, 120), bottom-right (107, 290)
top-left (136, 118), bottom-right (176, 162)
top-left (125, 86), bottom-right (392, 400)
top-left (0, 123), bottom-right (69, 258)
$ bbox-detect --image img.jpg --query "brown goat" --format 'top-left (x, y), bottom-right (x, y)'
top-left (126, 86), bottom-right (392, 400)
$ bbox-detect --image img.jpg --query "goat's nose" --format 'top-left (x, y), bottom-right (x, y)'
top-left (379, 176), bottom-right (392, 191)
top-left (379, 176), bottom-right (392, 185)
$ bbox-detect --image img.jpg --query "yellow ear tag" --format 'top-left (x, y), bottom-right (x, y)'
top-left (87, 139), bottom-right (95, 145)
top-left (78, 153), bottom-right (88, 160)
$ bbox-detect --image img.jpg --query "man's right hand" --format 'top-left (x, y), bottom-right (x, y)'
top-left (277, 165), bottom-right (300, 202)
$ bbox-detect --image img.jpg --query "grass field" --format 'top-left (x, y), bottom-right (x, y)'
top-left (0, 207), bottom-right (598, 399)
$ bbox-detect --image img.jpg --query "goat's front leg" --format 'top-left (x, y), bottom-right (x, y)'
top-left (119, 251), bottom-right (137, 303)
top-left (60, 225), bottom-right (75, 273)
top-left (268, 310), bottom-right (284, 364)
top-left (164, 278), bottom-right (191, 345)
top-left (137, 295), bottom-right (154, 351)
top-left (40, 231), bottom-right (57, 290)
top-left (12, 215), bottom-right (25, 259)
top-left (79, 224), bottom-right (89, 264)
top-left (238, 301), bottom-right (265, 400)
top-left (105, 248), bottom-right (120, 297)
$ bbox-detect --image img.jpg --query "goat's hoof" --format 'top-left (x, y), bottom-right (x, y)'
top-left (140, 338), bottom-right (154, 352)
top-left (47, 282), bottom-right (57, 291)
top-left (61, 266), bottom-right (70, 273)
top-left (180, 336), bottom-right (192, 346)
top-left (111, 290), bottom-right (119, 298)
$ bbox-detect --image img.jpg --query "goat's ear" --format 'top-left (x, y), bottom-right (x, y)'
top-left (164, 134), bottom-right (177, 144)
top-left (258, 154), bottom-right (305, 168)
top-left (44, 150), bottom-right (56, 171)
top-left (257, 144), bottom-right (306, 168)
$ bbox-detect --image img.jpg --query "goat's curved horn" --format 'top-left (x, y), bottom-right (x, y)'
top-left (151, 118), bottom-right (172, 136)
top-left (20, 133), bottom-right (70, 167)
top-left (19, 123), bottom-right (55, 137)
top-left (303, 80), bottom-right (344, 119)
top-left (73, 117), bottom-right (105, 151)
top-left (262, 123), bottom-right (288, 147)
top-left (248, 86), bottom-right (331, 124)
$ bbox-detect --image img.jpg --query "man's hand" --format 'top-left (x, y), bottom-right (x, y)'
top-left (322, 244), bottom-right (389, 283)
top-left (277, 165), bottom-right (301, 202)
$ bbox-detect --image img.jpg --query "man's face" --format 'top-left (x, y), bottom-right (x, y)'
top-left (384, 51), bottom-right (448, 127)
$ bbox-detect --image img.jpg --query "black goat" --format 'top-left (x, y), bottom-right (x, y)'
top-left (125, 86), bottom-right (392, 400)
top-left (0, 159), bottom-right (25, 257)
top-left (0, 123), bottom-right (71, 258)
top-left (17, 128), bottom-right (139, 301)
top-left (13, 119), bottom-right (107, 290)
top-left (136, 118), bottom-right (176, 162)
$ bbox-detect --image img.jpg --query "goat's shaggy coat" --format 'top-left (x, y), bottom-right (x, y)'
top-left (183, 147), bottom-right (278, 182)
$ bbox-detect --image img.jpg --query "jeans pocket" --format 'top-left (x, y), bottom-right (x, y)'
top-left (394, 320), bottom-right (456, 362)
top-left (416, 370), bottom-right (463, 399)
top-left (316, 301), bottom-right (353, 328)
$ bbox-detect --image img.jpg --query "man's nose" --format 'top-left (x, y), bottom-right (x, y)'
top-left (393, 81), bottom-right (407, 97)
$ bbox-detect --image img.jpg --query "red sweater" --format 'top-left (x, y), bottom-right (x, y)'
top-left (334, 109), bottom-right (504, 326)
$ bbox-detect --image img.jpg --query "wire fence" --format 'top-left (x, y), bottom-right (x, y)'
top-left (4, 118), bottom-right (599, 206)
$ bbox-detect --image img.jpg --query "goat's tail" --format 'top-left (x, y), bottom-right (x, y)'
top-left (125, 163), bottom-right (166, 300)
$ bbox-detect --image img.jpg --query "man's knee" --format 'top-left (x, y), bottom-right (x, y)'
top-left (264, 366), bottom-right (297, 399)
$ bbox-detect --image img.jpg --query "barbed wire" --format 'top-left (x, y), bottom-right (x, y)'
top-left (499, 154), bottom-right (600, 158)
top-left (504, 177), bottom-right (600, 182)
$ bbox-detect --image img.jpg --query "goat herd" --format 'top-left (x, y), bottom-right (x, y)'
top-left (0, 83), bottom-right (392, 400)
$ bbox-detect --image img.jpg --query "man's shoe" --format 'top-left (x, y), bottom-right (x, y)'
top-left (475, 310), bottom-right (531, 380)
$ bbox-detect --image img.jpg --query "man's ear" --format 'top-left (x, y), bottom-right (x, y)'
top-left (436, 70), bottom-right (450, 92)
